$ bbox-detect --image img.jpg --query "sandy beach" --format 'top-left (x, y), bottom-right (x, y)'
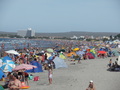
top-left (25, 56), bottom-right (120, 90)
top-left (0, 46), bottom-right (120, 90)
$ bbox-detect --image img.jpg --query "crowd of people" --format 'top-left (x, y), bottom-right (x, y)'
top-left (108, 58), bottom-right (120, 71)
top-left (0, 39), bottom-right (120, 90)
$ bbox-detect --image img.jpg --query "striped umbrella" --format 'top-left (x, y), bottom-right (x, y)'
top-left (0, 60), bottom-right (15, 72)
top-left (0, 58), bottom-right (3, 67)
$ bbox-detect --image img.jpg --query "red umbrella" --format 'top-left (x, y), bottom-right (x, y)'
top-left (98, 51), bottom-right (107, 54)
top-left (12, 64), bottom-right (37, 71)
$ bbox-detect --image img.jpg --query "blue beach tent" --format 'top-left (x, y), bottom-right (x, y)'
top-left (26, 60), bottom-right (43, 73)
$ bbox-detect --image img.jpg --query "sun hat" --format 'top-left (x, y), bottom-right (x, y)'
top-left (90, 80), bottom-right (93, 83)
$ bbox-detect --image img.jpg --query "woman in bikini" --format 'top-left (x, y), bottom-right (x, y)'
top-left (8, 73), bottom-right (22, 90)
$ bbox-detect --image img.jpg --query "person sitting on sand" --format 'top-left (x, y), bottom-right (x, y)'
top-left (108, 59), bottom-right (112, 68)
top-left (86, 80), bottom-right (96, 90)
top-left (8, 72), bottom-right (21, 90)
top-left (3, 72), bottom-right (12, 89)
top-left (111, 63), bottom-right (115, 71)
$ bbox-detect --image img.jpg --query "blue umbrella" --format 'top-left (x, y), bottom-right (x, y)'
top-left (0, 69), bottom-right (6, 80)
top-left (76, 51), bottom-right (85, 55)
top-left (2, 56), bottom-right (12, 61)
top-left (1, 60), bottom-right (15, 72)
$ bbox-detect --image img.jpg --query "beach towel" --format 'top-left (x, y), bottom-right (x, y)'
top-left (0, 85), bottom-right (4, 90)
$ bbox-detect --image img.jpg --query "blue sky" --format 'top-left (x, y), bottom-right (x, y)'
top-left (0, 0), bottom-right (120, 33)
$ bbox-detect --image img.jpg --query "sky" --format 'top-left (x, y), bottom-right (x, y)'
top-left (0, 0), bottom-right (120, 33)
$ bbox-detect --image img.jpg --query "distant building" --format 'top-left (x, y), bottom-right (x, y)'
top-left (70, 35), bottom-right (78, 39)
top-left (17, 28), bottom-right (35, 37)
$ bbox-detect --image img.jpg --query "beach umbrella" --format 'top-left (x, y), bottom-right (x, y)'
top-left (5, 50), bottom-right (20, 55)
top-left (46, 48), bottom-right (54, 53)
top-left (67, 52), bottom-right (76, 57)
top-left (12, 64), bottom-right (37, 71)
top-left (2, 56), bottom-right (12, 61)
top-left (0, 58), bottom-right (3, 67)
top-left (0, 69), bottom-right (6, 80)
top-left (58, 49), bottom-right (66, 52)
top-left (98, 51), bottom-right (107, 54)
top-left (73, 48), bottom-right (80, 51)
top-left (117, 56), bottom-right (120, 65)
top-left (76, 51), bottom-right (85, 55)
top-left (0, 60), bottom-right (15, 72)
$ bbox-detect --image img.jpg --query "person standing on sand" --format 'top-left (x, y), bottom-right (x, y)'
top-left (86, 80), bottom-right (96, 90)
top-left (48, 66), bottom-right (53, 84)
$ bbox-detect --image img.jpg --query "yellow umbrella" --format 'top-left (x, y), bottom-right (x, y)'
top-left (73, 48), bottom-right (80, 51)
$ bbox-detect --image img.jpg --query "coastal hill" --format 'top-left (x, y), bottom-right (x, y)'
top-left (0, 31), bottom-right (119, 38)
top-left (35, 31), bottom-right (119, 37)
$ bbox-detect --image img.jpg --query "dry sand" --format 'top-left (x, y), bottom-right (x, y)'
top-left (1, 48), bottom-right (120, 90)
top-left (27, 56), bottom-right (120, 90)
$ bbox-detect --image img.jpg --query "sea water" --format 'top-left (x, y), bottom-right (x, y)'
top-left (0, 38), bottom-right (56, 50)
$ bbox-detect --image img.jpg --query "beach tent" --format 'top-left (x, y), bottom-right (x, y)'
top-left (112, 50), bottom-right (120, 56)
top-left (46, 53), bottom-right (51, 59)
top-left (90, 52), bottom-right (96, 57)
top-left (86, 53), bottom-right (95, 59)
top-left (53, 57), bottom-right (68, 69)
top-left (0, 69), bottom-right (6, 80)
top-left (59, 53), bottom-right (66, 59)
top-left (90, 48), bottom-right (96, 54)
top-left (26, 60), bottom-right (43, 73)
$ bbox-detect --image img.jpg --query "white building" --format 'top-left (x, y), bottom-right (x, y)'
top-left (17, 28), bottom-right (35, 37)
top-left (70, 35), bottom-right (78, 39)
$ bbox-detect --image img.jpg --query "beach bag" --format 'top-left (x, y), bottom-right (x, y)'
top-left (28, 74), bottom-right (33, 80)
top-left (33, 76), bottom-right (39, 81)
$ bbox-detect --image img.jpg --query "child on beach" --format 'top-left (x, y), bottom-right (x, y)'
top-left (86, 80), bottom-right (96, 90)
top-left (48, 66), bottom-right (53, 84)
top-left (108, 59), bottom-right (112, 67)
